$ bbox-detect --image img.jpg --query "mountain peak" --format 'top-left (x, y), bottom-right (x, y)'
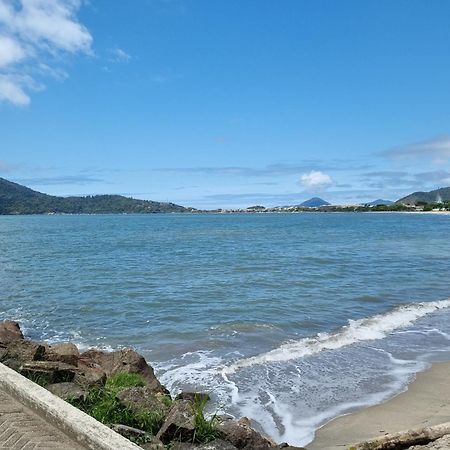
top-left (299, 197), bottom-right (331, 208)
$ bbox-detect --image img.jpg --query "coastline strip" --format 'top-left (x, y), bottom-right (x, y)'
top-left (306, 362), bottom-right (450, 450)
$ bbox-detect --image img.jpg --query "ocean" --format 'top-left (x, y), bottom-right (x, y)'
top-left (1, 212), bottom-right (450, 446)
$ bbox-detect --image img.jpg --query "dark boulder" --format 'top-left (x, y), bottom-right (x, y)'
top-left (116, 386), bottom-right (171, 415)
top-left (175, 392), bottom-right (211, 404)
top-left (217, 417), bottom-right (276, 450)
top-left (170, 440), bottom-right (238, 449)
top-left (140, 437), bottom-right (166, 450)
top-left (79, 349), bottom-right (167, 393)
top-left (46, 343), bottom-right (79, 366)
top-left (47, 382), bottom-right (86, 401)
top-left (198, 440), bottom-right (239, 449)
top-left (74, 365), bottom-right (107, 387)
top-left (156, 400), bottom-right (196, 444)
top-left (19, 361), bottom-right (77, 384)
top-left (0, 321), bottom-right (24, 344)
top-left (1, 341), bottom-right (46, 367)
top-left (110, 424), bottom-right (147, 440)
top-left (277, 445), bottom-right (306, 450)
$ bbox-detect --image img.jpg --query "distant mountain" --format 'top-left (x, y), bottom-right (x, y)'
top-left (368, 199), bottom-right (394, 206)
top-left (0, 178), bottom-right (188, 215)
top-left (299, 197), bottom-right (330, 208)
top-left (397, 187), bottom-right (450, 205)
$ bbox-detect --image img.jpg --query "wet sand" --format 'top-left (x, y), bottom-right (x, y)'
top-left (306, 362), bottom-right (450, 450)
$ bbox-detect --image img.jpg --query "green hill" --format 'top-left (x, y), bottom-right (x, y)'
top-left (397, 187), bottom-right (450, 205)
top-left (0, 178), bottom-right (188, 214)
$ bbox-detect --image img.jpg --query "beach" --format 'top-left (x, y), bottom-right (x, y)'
top-left (307, 362), bottom-right (450, 449)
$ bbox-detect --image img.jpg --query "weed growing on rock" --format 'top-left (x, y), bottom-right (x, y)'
top-left (68, 372), bottom-right (165, 435)
top-left (191, 397), bottom-right (220, 444)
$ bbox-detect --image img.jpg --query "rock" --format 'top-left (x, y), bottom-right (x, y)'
top-left (110, 426), bottom-right (165, 450)
top-left (156, 400), bottom-right (196, 444)
top-left (79, 349), bottom-right (167, 393)
top-left (198, 440), bottom-right (239, 449)
top-left (46, 343), bottom-right (79, 366)
top-left (0, 321), bottom-right (24, 344)
top-left (140, 437), bottom-right (165, 450)
top-left (170, 444), bottom-right (197, 450)
top-left (117, 386), bottom-right (171, 415)
top-left (237, 417), bottom-right (251, 427)
top-left (1, 341), bottom-right (46, 366)
top-left (46, 382), bottom-right (86, 401)
top-left (171, 440), bottom-right (238, 450)
top-left (217, 417), bottom-right (276, 450)
top-left (175, 392), bottom-right (211, 404)
top-left (19, 361), bottom-right (77, 384)
top-left (277, 444), bottom-right (306, 450)
top-left (110, 424), bottom-right (147, 440)
top-left (74, 365), bottom-right (107, 387)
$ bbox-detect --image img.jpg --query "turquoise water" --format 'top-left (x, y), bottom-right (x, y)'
top-left (1, 213), bottom-right (450, 445)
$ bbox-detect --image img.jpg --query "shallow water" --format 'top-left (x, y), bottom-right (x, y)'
top-left (1, 213), bottom-right (449, 445)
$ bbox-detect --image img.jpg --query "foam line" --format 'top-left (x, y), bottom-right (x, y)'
top-left (225, 300), bottom-right (450, 373)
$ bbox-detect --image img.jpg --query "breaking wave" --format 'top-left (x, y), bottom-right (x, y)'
top-left (225, 299), bottom-right (450, 373)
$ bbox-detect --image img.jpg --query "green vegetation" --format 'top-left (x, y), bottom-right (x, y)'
top-left (0, 177), bottom-right (188, 215)
top-left (20, 371), bottom-right (54, 387)
top-left (191, 397), bottom-right (220, 444)
top-left (68, 373), bottom-right (165, 437)
top-left (397, 186), bottom-right (450, 205)
top-left (66, 373), bottom-right (218, 444)
top-left (105, 372), bottom-right (145, 393)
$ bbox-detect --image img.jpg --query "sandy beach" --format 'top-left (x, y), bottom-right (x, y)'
top-left (306, 362), bottom-right (450, 450)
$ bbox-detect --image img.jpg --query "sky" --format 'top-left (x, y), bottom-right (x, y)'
top-left (1, 0), bottom-right (450, 208)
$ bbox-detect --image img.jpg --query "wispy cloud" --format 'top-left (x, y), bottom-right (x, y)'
top-left (381, 135), bottom-right (450, 163)
top-left (0, 160), bottom-right (20, 173)
top-left (155, 161), bottom-right (366, 178)
top-left (110, 47), bottom-right (131, 63)
top-left (14, 175), bottom-right (104, 186)
top-left (414, 170), bottom-right (450, 185)
top-left (0, 0), bottom-right (92, 105)
top-left (361, 169), bottom-right (450, 190)
top-left (201, 192), bottom-right (311, 204)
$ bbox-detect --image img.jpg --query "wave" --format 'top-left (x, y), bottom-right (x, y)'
top-left (225, 299), bottom-right (450, 373)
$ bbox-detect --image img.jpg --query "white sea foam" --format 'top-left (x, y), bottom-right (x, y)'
top-left (225, 299), bottom-right (450, 373)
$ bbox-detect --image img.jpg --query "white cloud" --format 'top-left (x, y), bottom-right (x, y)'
top-left (110, 48), bottom-right (131, 63)
top-left (0, 0), bottom-right (92, 106)
top-left (0, 74), bottom-right (32, 105)
top-left (382, 135), bottom-right (450, 163)
top-left (300, 170), bottom-right (333, 190)
top-left (0, 35), bottom-right (25, 67)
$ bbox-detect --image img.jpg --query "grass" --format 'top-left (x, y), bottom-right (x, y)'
top-left (105, 372), bottom-right (145, 394)
top-left (67, 372), bottom-right (166, 436)
top-left (20, 371), bottom-right (54, 387)
top-left (191, 397), bottom-right (220, 444)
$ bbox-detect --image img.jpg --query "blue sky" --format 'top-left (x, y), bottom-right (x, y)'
top-left (1, 0), bottom-right (450, 208)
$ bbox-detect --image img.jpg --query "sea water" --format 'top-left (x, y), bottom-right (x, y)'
top-left (1, 213), bottom-right (450, 446)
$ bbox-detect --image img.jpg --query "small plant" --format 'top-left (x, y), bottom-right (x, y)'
top-left (191, 397), bottom-right (220, 444)
top-left (105, 372), bottom-right (145, 394)
top-left (67, 372), bottom-right (165, 435)
top-left (20, 371), bottom-right (54, 387)
top-left (160, 394), bottom-right (173, 408)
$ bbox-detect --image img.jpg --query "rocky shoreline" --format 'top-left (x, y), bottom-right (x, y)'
top-left (0, 320), bottom-right (303, 450)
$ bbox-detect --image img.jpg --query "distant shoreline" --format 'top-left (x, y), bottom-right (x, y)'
top-left (1, 209), bottom-right (450, 216)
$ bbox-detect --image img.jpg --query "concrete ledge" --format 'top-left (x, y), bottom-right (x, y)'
top-left (0, 362), bottom-right (141, 450)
